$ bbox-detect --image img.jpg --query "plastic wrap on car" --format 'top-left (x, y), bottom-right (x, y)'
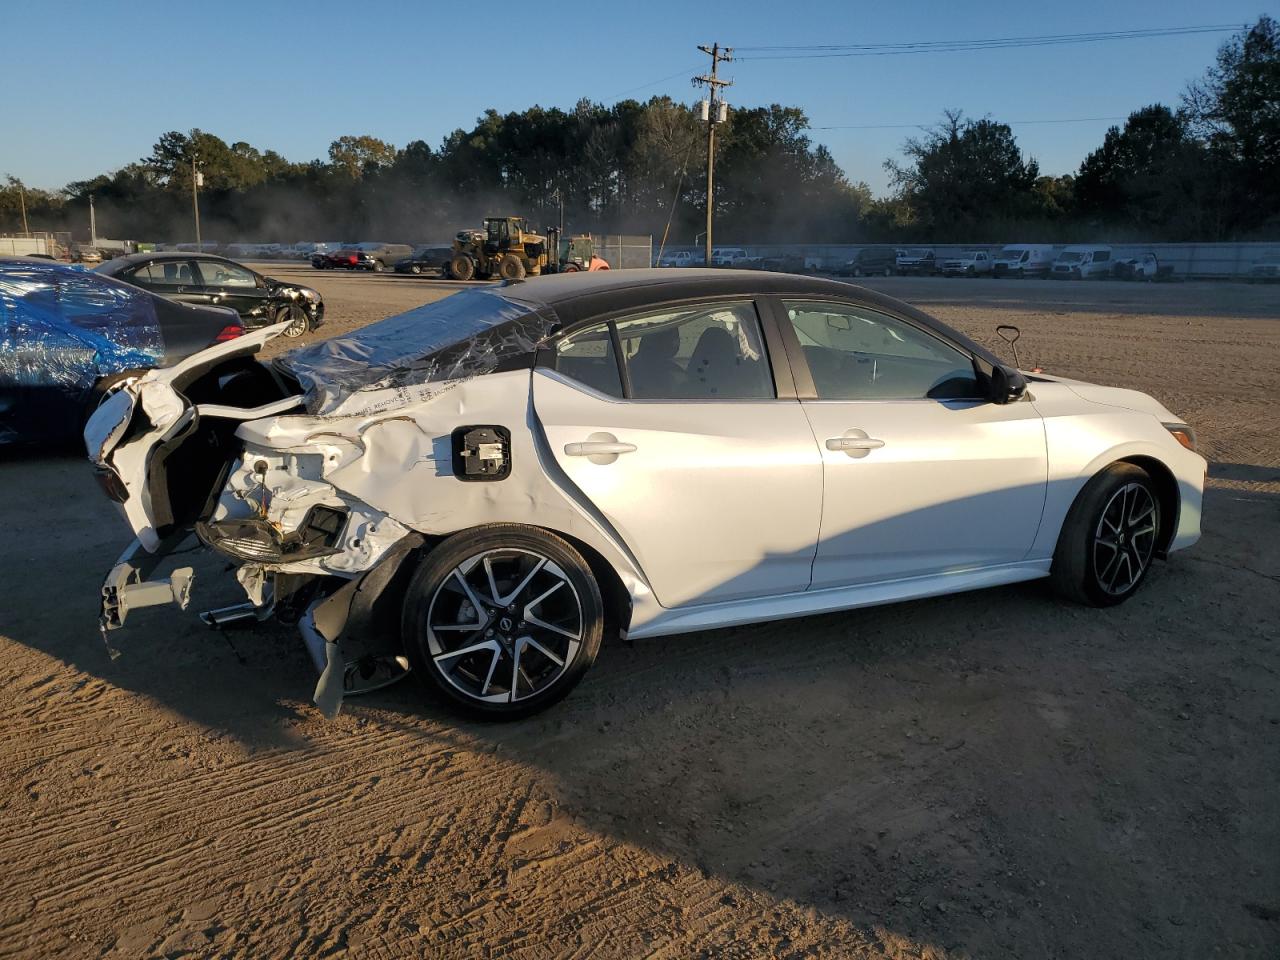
top-left (280, 287), bottom-right (556, 417)
top-left (0, 261), bottom-right (164, 442)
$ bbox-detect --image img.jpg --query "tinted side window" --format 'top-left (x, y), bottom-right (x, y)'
top-left (555, 322), bottom-right (623, 398)
top-left (1094, 250), bottom-right (1110, 263)
top-left (196, 260), bottom-right (257, 287)
top-left (784, 300), bottom-right (980, 401)
top-left (130, 260), bottom-right (195, 287)
top-left (616, 302), bottom-right (774, 400)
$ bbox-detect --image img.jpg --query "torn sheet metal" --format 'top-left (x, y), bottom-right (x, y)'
top-left (279, 287), bottom-right (556, 418)
top-left (0, 261), bottom-right (163, 443)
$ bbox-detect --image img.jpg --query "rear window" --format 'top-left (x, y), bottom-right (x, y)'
top-left (280, 288), bottom-right (553, 416)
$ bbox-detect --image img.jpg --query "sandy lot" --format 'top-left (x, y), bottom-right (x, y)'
top-left (1, 269), bottom-right (1277, 959)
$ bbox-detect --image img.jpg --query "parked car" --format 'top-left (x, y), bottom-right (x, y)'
top-left (756, 253), bottom-right (807, 273)
top-left (1246, 253), bottom-right (1280, 282)
top-left (73, 246), bottom-right (104, 265)
top-left (348, 242), bottom-right (413, 272)
top-left (1112, 253), bottom-right (1165, 281)
top-left (895, 249), bottom-right (936, 276)
top-left (845, 246), bottom-right (899, 277)
top-left (395, 246), bottom-right (453, 276)
top-left (711, 248), bottom-right (750, 268)
top-left (1051, 245), bottom-right (1113, 280)
top-left (96, 253), bottom-right (324, 338)
top-left (1, 257), bottom-right (242, 445)
top-left (657, 250), bottom-right (696, 268)
top-left (940, 250), bottom-right (993, 277)
top-left (993, 244), bottom-right (1056, 279)
top-left (85, 269), bottom-right (1204, 721)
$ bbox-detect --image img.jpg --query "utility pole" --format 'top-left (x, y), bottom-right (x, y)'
top-left (693, 43), bottom-right (732, 267)
top-left (18, 182), bottom-right (29, 235)
top-left (88, 194), bottom-right (96, 246)
top-left (190, 154), bottom-right (203, 249)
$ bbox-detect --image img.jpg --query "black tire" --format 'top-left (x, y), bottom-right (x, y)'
top-left (499, 254), bottom-right (527, 281)
top-left (276, 304), bottom-right (310, 337)
top-left (1051, 463), bottom-right (1161, 607)
top-left (372, 260), bottom-right (385, 273)
top-left (883, 266), bottom-right (892, 277)
top-left (450, 254), bottom-right (476, 281)
top-left (852, 267), bottom-right (863, 278)
top-left (410, 264), bottom-right (422, 275)
top-left (401, 524), bottom-right (604, 720)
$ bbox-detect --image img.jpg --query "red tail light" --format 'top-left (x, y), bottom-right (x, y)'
top-left (215, 325), bottom-right (245, 342)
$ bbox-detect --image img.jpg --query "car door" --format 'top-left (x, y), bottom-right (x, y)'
top-left (770, 297), bottom-right (1047, 589)
top-left (124, 259), bottom-right (204, 307)
top-left (532, 298), bottom-right (824, 609)
top-left (193, 259), bottom-right (272, 326)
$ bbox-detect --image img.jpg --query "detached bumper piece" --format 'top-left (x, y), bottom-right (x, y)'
top-left (195, 504), bottom-right (347, 564)
top-left (99, 537), bottom-right (195, 651)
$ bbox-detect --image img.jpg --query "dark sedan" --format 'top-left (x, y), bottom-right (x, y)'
top-left (1, 257), bottom-right (243, 445)
top-left (97, 253), bottom-right (324, 338)
top-left (394, 246), bottom-right (453, 276)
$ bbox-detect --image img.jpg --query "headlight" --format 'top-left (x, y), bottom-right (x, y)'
top-left (1163, 423), bottom-right (1197, 451)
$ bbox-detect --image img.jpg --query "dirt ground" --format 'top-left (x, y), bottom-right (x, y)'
top-left (1, 269), bottom-right (1277, 959)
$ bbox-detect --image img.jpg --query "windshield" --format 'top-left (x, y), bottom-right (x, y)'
top-left (960, 250), bottom-right (982, 258)
top-left (998, 248), bottom-right (1026, 260)
top-left (1057, 252), bottom-right (1085, 263)
top-left (903, 249), bottom-right (930, 258)
top-left (280, 288), bottom-right (553, 417)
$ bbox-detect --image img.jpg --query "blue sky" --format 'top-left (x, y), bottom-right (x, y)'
top-left (3, 1), bottom-right (1268, 195)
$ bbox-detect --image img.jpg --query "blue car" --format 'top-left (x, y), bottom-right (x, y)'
top-left (0, 257), bottom-right (244, 445)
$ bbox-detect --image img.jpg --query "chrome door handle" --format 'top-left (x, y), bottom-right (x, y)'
top-left (825, 437), bottom-right (884, 451)
top-left (564, 440), bottom-right (637, 457)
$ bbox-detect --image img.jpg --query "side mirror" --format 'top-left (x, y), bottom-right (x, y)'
top-left (989, 364), bottom-right (1027, 404)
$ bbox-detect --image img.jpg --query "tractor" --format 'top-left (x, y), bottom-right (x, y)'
top-left (546, 228), bottom-right (610, 273)
top-left (447, 217), bottom-right (548, 281)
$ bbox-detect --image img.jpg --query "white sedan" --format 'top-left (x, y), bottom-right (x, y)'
top-left (85, 270), bottom-right (1206, 719)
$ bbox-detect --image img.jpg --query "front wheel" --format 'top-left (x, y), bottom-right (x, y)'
top-left (276, 304), bottom-right (310, 337)
top-left (410, 264), bottom-right (422, 275)
top-left (401, 525), bottom-right (604, 719)
top-left (1052, 463), bottom-right (1161, 607)
top-left (372, 260), bottom-right (385, 273)
top-left (499, 254), bottom-right (527, 281)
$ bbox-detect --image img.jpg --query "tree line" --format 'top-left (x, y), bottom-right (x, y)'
top-left (2, 16), bottom-right (1275, 245)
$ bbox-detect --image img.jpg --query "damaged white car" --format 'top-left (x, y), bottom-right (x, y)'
top-left (85, 270), bottom-right (1207, 719)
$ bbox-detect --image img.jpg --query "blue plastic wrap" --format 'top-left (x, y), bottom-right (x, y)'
top-left (281, 287), bottom-right (554, 417)
top-left (0, 259), bottom-right (164, 444)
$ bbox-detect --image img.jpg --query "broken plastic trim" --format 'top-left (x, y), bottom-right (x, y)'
top-left (98, 535), bottom-right (195, 645)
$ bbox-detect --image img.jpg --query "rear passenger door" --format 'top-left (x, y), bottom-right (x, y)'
top-left (532, 299), bottom-right (824, 609)
top-left (124, 259), bottom-right (204, 307)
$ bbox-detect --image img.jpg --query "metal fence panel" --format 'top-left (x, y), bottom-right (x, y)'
top-left (593, 235), bottom-right (652, 270)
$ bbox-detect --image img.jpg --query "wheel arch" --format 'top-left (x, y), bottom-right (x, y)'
top-left (1115, 455), bottom-right (1180, 558)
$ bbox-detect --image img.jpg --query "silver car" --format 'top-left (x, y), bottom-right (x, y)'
top-left (86, 270), bottom-right (1206, 720)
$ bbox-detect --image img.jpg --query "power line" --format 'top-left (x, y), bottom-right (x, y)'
top-left (809, 115), bottom-right (1131, 131)
top-left (602, 64), bottom-right (705, 101)
top-left (735, 24), bottom-right (1241, 60)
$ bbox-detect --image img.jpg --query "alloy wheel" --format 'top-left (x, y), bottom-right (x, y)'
top-left (425, 548), bottom-right (583, 704)
top-left (1092, 482), bottom-right (1158, 596)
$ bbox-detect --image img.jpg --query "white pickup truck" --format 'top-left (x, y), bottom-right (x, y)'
top-left (940, 250), bottom-right (993, 277)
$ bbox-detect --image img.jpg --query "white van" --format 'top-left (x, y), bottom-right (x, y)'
top-left (994, 244), bottom-right (1056, 279)
top-left (1051, 244), bottom-right (1113, 280)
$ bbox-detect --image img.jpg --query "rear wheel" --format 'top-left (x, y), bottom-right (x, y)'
top-left (410, 264), bottom-right (422, 275)
top-left (450, 254), bottom-right (476, 281)
top-left (883, 266), bottom-right (892, 277)
top-left (372, 260), bottom-right (385, 273)
top-left (499, 254), bottom-right (527, 281)
top-left (1052, 463), bottom-right (1161, 607)
top-left (402, 525), bottom-right (603, 719)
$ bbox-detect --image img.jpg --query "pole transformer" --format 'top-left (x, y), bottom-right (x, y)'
top-left (694, 43), bottom-right (732, 267)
